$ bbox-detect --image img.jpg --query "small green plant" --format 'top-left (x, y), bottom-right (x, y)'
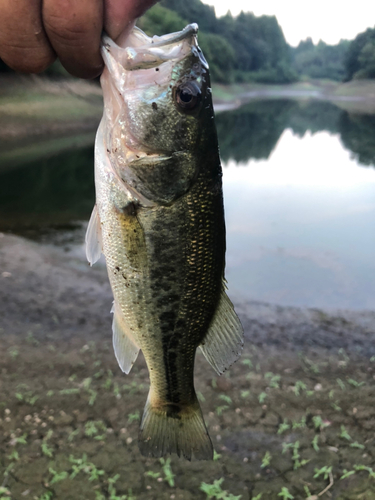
top-left (218, 394), bottom-right (232, 404)
top-left (216, 405), bottom-right (229, 416)
top-left (278, 487), bottom-right (294, 499)
top-left (336, 378), bottom-right (346, 390)
top-left (122, 381), bottom-right (140, 395)
top-left (103, 377), bottom-right (112, 390)
top-left (159, 458), bottom-right (175, 487)
top-left (213, 450), bottom-right (221, 461)
top-left (303, 485), bottom-right (312, 498)
top-left (354, 464), bottom-right (375, 478)
top-left (26, 331), bottom-right (39, 346)
top-left (42, 441), bottom-right (54, 458)
top-left (107, 474), bottom-right (130, 500)
top-left (127, 411), bottom-right (140, 423)
top-left (350, 441), bottom-right (365, 449)
top-left (49, 467), bottom-right (68, 484)
top-left (113, 382), bottom-right (121, 398)
top-left (200, 478), bottom-right (242, 500)
top-left (69, 454), bottom-right (105, 481)
top-left (251, 495), bottom-right (262, 500)
top-left (0, 486), bottom-right (11, 500)
top-left (277, 419), bottom-right (290, 434)
top-left (282, 441), bottom-right (309, 470)
top-left (314, 465), bottom-right (332, 480)
top-left (15, 388), bottom-right (38, 406)
top-left (338, 348), bottom-right (349, 362)
top-left (312, 416), bottom-right (330, 431)
top-left (340, 469), bottom-right (356, 480)
top-left (293, 380), bottom-right (307, 396)
top-left (59, 388), bottom-right (80, 395)
top-left (145, 470), bottom-right (160, 479)
top-left (15, 433), bottom-right (28, 445)
top-left (260, 451), bottom-right (271, 468)
top-left (265, 372), bottom-right (281, 389)
top-left (347, 378), bottom-right (365, 388)
top-left (84, 420), bottom-right (107, 439)
top-left (301, 356), bottom-right (320, 373)
top-left (197, 391), bottom-right (206, 402)
top-left (82, 377), bottom-right (92, 389)
top-left (8, 347), bottom-right (19, 360)
top-left (241, 390), bottom-right (250, 398)
top-left (241, 358), bottom-right (253, 369)
top-left (258, 392), bottom-right (267, 404)
top-left (311, 435), bottom-right (319, 452)
top-left (39, 492), bottom-right (53, 500)
top-left (8, 449), bottom-right (19, 461)
top-left (68, 428), bottom-right (79, 442)
top-left (292, 416), bottom-right (306, 429)
top-left (88, 389), bottom-right (98, 406)
top-left (339, 425), bottom-right (351, 441)
top-left (94, 369), bottom-right (104, 379)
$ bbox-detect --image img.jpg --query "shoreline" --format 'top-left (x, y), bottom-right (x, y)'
top-left (1, 233), bottom-right (375, 499)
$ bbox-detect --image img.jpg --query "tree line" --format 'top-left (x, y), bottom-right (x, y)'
top-left (1, 0), bottom-right (375, 85)
top-left (139, 0), bottom-right (375, 84)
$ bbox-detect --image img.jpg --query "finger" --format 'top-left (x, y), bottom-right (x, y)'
top-left (0, 0), bottom-right (55, 73)
top-left (104, 0), bottom-right (159, 41)
top-left (43, 0), bottom-right (103, 79)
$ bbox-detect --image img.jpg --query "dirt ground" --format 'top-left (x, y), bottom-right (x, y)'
top-left (1, 233), bottom-right (375, 499)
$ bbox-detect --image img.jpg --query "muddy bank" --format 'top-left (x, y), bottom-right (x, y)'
top-left (1, 234), bottom-right (375, 499)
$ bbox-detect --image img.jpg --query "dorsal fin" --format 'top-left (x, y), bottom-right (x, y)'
top-left (85, 205), bottom-right (102, 266)
top-left (111, 301), bottom-right (140, 374)
top-left (199, 283), bottom-right (244, 375)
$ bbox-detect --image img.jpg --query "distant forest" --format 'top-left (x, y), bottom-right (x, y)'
top-left (1, 0), bottom-right (375, 84)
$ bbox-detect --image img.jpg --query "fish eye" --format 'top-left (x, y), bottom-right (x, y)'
top-left (175, 83), bottom-right (200, 111)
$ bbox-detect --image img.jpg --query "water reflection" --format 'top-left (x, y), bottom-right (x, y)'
top-left (216, 99), bottom-right (375, 167)
top-left (1, 99), bottom-right (375, 309)
top-left (0, 146), bottom-right (95, 237)
top-left (223, 129), bottom-right (375, 309)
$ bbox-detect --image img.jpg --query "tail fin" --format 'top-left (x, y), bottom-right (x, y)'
top-left (138, 392), bottom-right (213, 460)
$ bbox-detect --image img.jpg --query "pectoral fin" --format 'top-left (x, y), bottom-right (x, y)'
top-left (111, 301), bottom-right (140, 374)
top-left (85, 205), bottom-right (102, 266)
top-left (200, 283), bottom-right (244, 375)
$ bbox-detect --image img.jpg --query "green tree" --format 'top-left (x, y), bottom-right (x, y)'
top-left (345, 27), bottom-right (375, 80)
top-left (138, 4), bottom-right (186, 36)
top-left (292, 38), bottom-right (349, 81)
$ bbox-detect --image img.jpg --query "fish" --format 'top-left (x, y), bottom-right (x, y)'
top-left (85, 23), bottom-right (243, 460)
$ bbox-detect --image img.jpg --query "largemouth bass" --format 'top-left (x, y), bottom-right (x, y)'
top-left (86, 23), bottom-right (243, 460)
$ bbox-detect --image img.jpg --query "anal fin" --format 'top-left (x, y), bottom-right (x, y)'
top-left (111, 301), bottom-right (140, 374)
top-left (199, 282), bottom-right (244, 375)
top-left (85, 205), bottom-right (102, 266)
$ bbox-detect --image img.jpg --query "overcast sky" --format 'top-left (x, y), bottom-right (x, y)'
top-left (201, 0), bottom-right (375, 46)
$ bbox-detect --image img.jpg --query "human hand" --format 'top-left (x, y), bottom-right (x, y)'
top-left (0, 0), bottom-right (157, 79)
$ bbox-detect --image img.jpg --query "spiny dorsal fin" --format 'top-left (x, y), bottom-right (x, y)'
top-left (199, 283), bottom-right (244, 375)
top-left (111, 301), bottom-right (140, 374)
top-left (85, 205), bottom-right (102, 266)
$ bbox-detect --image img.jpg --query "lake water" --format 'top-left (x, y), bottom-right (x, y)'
top-left (1, 99), bottom-right (375, 310)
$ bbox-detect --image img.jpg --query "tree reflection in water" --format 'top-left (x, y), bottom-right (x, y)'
top-left (216, 99), bottom-right (375, 168)
top-left (1, 99), bottom-right (375, 234)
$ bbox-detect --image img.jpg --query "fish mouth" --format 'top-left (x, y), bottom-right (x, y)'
top-left (101, 24), bottom-right (199, 72)
top-left (139, 23), bottom-right (198, 48)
